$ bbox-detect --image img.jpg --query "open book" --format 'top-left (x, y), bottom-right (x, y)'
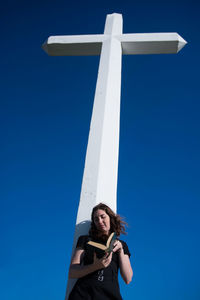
top-left (87, 232), bottom-right (117, 254)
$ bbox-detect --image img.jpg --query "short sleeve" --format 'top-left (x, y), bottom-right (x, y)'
top-left (76, 235), bottom-right (89, 250)
top-left (121, 240), bottom-right (131, 257)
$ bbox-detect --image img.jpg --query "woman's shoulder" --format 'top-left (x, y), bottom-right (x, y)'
top-left (118, 238), bottom-right (128, 245)
top-left (118, 238), bottom-right (131, 257)
top-left (76, 235), bottom-right (91, 249)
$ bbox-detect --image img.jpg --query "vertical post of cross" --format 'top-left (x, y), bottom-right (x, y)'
top-left (77, 13), bottom-right (122, 222)
top-left (66, 14), bottom-right (123, 297)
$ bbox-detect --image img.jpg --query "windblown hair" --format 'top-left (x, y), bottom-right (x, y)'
top-left (89, 203), bottom-right (127, 241)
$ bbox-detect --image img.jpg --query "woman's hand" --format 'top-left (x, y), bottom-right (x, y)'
top-left (113, 240), bottom-right (123, 254)
top-left (93, 252), bottom-right (112, 269)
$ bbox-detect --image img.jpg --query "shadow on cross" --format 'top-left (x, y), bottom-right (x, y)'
top-left (70, 220), bottom-right (91, 258)
top-left (75, 220), bottom-right (91, 238)
top-left (65, 220), bottom-right (91, 299)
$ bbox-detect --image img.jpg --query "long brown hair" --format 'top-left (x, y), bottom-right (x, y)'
top-left (89, 203), bottom-right (127, 240)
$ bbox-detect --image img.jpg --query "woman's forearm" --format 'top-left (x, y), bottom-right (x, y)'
top-left (118, 250), bottom-right (133, 284)
top-left (69, 252), bottom-right (113, 279)
top-left (68, 263), bottom-right (98, 279)
top-left (113, 240), bottom-right (133, 284)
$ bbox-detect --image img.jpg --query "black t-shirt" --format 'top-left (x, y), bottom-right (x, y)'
top-left (76, 235), bottom-right (131, 280)
top-left (69, 235), bottom-right (131, 300)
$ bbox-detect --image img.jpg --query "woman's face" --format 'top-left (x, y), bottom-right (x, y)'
top-left (93, 209), bottom-right (110, 235)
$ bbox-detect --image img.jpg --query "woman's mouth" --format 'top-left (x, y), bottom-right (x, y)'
top-left (100, 225), bottom-right (106, 229)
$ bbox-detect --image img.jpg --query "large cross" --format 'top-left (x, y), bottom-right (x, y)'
top-left (42, 13), bottom-right (187, 298)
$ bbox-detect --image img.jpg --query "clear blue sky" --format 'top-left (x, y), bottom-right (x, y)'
top-left (1, 0), bottom-right (199, 299)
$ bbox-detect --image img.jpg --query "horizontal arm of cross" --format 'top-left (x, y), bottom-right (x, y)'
top-left (42, 32), bottom-right (187, 56)
top-left (119, 32), bottom-right (187, 54)
top-left (42, 34), bottom-right (107, 56)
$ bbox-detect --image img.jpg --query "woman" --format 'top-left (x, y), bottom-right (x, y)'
top-left (68, 203), bottom-right (133, 300)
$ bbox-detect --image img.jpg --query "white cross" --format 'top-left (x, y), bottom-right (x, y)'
top-left (42, 13), bottom-right (187, 298)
